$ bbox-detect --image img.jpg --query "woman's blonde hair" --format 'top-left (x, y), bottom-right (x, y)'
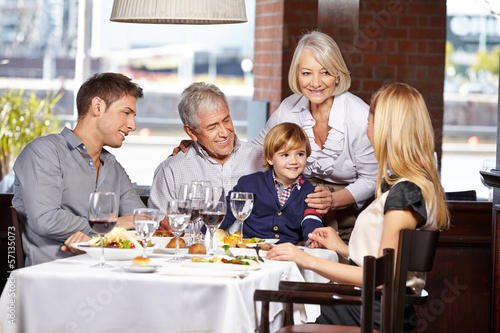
top-left (370, 83), bottom-right (449, 230)
top-left (288, 31), bottom-right (351, 96)
top-left (263, 123), bottom-right (311, 168)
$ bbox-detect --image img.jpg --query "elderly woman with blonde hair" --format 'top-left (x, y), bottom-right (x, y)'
top-left (266, 82), bottom-right (450, 331)
top-left (253, 31), bottom-right (378, 241)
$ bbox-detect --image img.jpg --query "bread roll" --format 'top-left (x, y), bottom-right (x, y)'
top-left (189, 243), bottom-right (207, 254)
top-left (132, 256), bottom-right (150, 266)
top-left (166, 237), bottom-right (186, 248)
top-left (216, 229), bottom-right (228, 243)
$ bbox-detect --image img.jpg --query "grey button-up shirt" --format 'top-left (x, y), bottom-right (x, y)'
top-left (148, 136), bottom-right (266, 213)
top-left (13, 127), bottom-right (145, 265)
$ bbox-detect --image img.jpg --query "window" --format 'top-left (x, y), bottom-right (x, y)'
top-left (443, 0), bottom-right (499, 200)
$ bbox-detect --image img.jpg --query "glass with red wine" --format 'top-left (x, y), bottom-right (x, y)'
top-left (201, 186), bottom-right (226, 255)
top-left (88, 192), bottom-right (118, 267)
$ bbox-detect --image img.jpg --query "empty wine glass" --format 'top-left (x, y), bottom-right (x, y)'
top-left (167, 199), bottom-right (191, 262)
top-left (201, 186), bottom-right (226, 254)
top-left (230, 192), bottom-right (254, 244)
top-left (133, 208), bottom-right (160, 259)
top-left (88, 192), bottom-right (118, 267)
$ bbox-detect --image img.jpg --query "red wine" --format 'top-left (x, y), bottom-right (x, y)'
top-left (200, 212), bottom-right (225, 227)
top-left (191, 208), bottom-right (201, 221)
top-left (89, 219), bottom-right (117, 234)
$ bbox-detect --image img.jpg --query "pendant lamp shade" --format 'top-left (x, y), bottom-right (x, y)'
top-left (110, 0), bottom-right (247, 25)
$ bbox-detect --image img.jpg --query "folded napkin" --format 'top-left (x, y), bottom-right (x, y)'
top-left (161, 268), bottom-right (249, 279)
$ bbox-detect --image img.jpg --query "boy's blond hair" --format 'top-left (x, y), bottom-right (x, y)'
top-left (263, 123), bottom-right (311, 168)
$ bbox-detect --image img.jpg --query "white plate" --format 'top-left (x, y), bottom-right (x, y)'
top-left (218, 239), bottom-right (279, 247)
top-left (183, 258), bottom-right (261, 271)
top-left (151, 237), bottom-right (188, 249)
top-left (150, 236), bottom-right (173, 248)
top-left (73, 242), bottom-right (142, 261)
top-left (157, 247), bottom-right (189, 254)
top-left (122, 265), bottom-right (160, 273)
top-left (243, 239), bottom-right (279, 247)
top-left (183, 253), bottom-right (211, 259)
top-left (228, 247), bottom-right (268, 258)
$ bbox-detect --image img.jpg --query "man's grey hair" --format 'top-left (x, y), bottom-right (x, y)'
top-left (178, 82), bottom-right (229, 130)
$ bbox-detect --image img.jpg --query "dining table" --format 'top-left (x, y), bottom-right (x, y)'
top-left (0, 246), bottom-right (338, 333)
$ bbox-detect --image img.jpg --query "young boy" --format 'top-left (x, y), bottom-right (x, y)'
top-left (220, 122), bottom-right (323, 244)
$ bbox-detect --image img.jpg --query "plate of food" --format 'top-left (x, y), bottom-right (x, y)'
top-left (216, 230), bottom-right (277, 248)
top-left (73, 228), bottom-right (144, 260)
top-left (227, 247), bottom-right (267, 258)
top-left (244, 239), bottom-right (279, 247)
top-left (150, 229), bottom-right (175, 248)
top-left (184, 256), bottom-right (261, 271)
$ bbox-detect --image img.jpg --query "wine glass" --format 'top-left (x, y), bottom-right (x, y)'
top-left (201, 186), bottom-right (226, 255)
top-left (133, 208), bottom-right (160, 259)
top-left (167, 199), bottom-right (191, 262)
top-left (88, 192), bottom-right (118, 267)
top-left (192, 181), bottom-right (211, 243)
top-left (230, 192), bottom-right (254, 244)
top-left (178, 182), bottom-right (205, 245)
top-left (188, 182), bottom-right (205, 245)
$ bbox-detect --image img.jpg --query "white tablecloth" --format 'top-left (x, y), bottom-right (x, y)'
top-left (0, 248), bottom-right (338, 333)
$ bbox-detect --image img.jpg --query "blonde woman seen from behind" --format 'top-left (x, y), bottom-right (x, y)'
top-left (266, 82), bottom-right (449, 331)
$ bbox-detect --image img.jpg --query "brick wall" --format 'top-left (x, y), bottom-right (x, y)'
top-left (253, 0), bottom-right (447, 162)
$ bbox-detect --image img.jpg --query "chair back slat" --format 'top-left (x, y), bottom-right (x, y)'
top-left (360, 255), bottom-right (376, 333)
top-left (393, 229), bottom-right (440, 333)
top-left (406, 230), bottom-right (440, 272)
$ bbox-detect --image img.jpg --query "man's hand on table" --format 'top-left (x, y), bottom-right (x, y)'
top-left (61, 231), bottom-right (91, 254)
top-left (117, 214), bottom-right (135, 230)
top-left (158, 216), bottom-right (174, 231)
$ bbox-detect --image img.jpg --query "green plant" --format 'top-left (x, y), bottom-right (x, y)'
top-left (0, 89), bottom-right (62, 180)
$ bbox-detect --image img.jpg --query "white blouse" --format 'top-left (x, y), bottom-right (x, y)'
top-left (253, 92), bottom-right (378, 208)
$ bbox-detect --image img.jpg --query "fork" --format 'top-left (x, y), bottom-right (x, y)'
top-left (254, 246), bottom-right (265, 263)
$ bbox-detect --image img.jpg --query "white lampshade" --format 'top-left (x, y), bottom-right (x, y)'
top-left (110, 0), bottom-right (248, 25)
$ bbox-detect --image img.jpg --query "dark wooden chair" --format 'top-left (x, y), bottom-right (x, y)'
top-left (393, 229), bottom-right (440, 332)
top-left (254, 248), bottom-right (395, 333)
top-left (10, 206), bottom-right (25, 268)
top-left (254, 229), bottom-right (440, 333)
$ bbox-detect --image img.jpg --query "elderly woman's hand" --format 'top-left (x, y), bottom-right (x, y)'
top-left (305, 186), bottom-right (333, 214)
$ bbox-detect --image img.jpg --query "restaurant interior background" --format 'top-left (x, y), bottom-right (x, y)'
top-left (0, 0), bottom-right (498, 200)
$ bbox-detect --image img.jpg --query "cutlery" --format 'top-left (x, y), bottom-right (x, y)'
top-left (254, 246), bottom-right (265, 263)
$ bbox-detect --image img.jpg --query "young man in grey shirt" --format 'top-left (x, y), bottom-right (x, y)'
top-left (13, 73), bottom-right (146, 265)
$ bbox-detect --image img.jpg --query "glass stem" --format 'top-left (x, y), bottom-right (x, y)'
top-left (175, 233), bottom-right (180, 259)
top-left (99, 235), bottom-right (105, 266)
top-left (142, 237), bottom-right (148, 258)
top-left (238, 220), bottom-right (244, 244)
top-left (209, 228), bottom-right (215, 253)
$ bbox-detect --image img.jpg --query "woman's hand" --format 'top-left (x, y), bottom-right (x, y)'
top-left (309, 227), bottom-right (349, 258)
top-left (265, 243), bottom-right (313, 269)
top-left (305, 186), bottom-right (333, 214)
